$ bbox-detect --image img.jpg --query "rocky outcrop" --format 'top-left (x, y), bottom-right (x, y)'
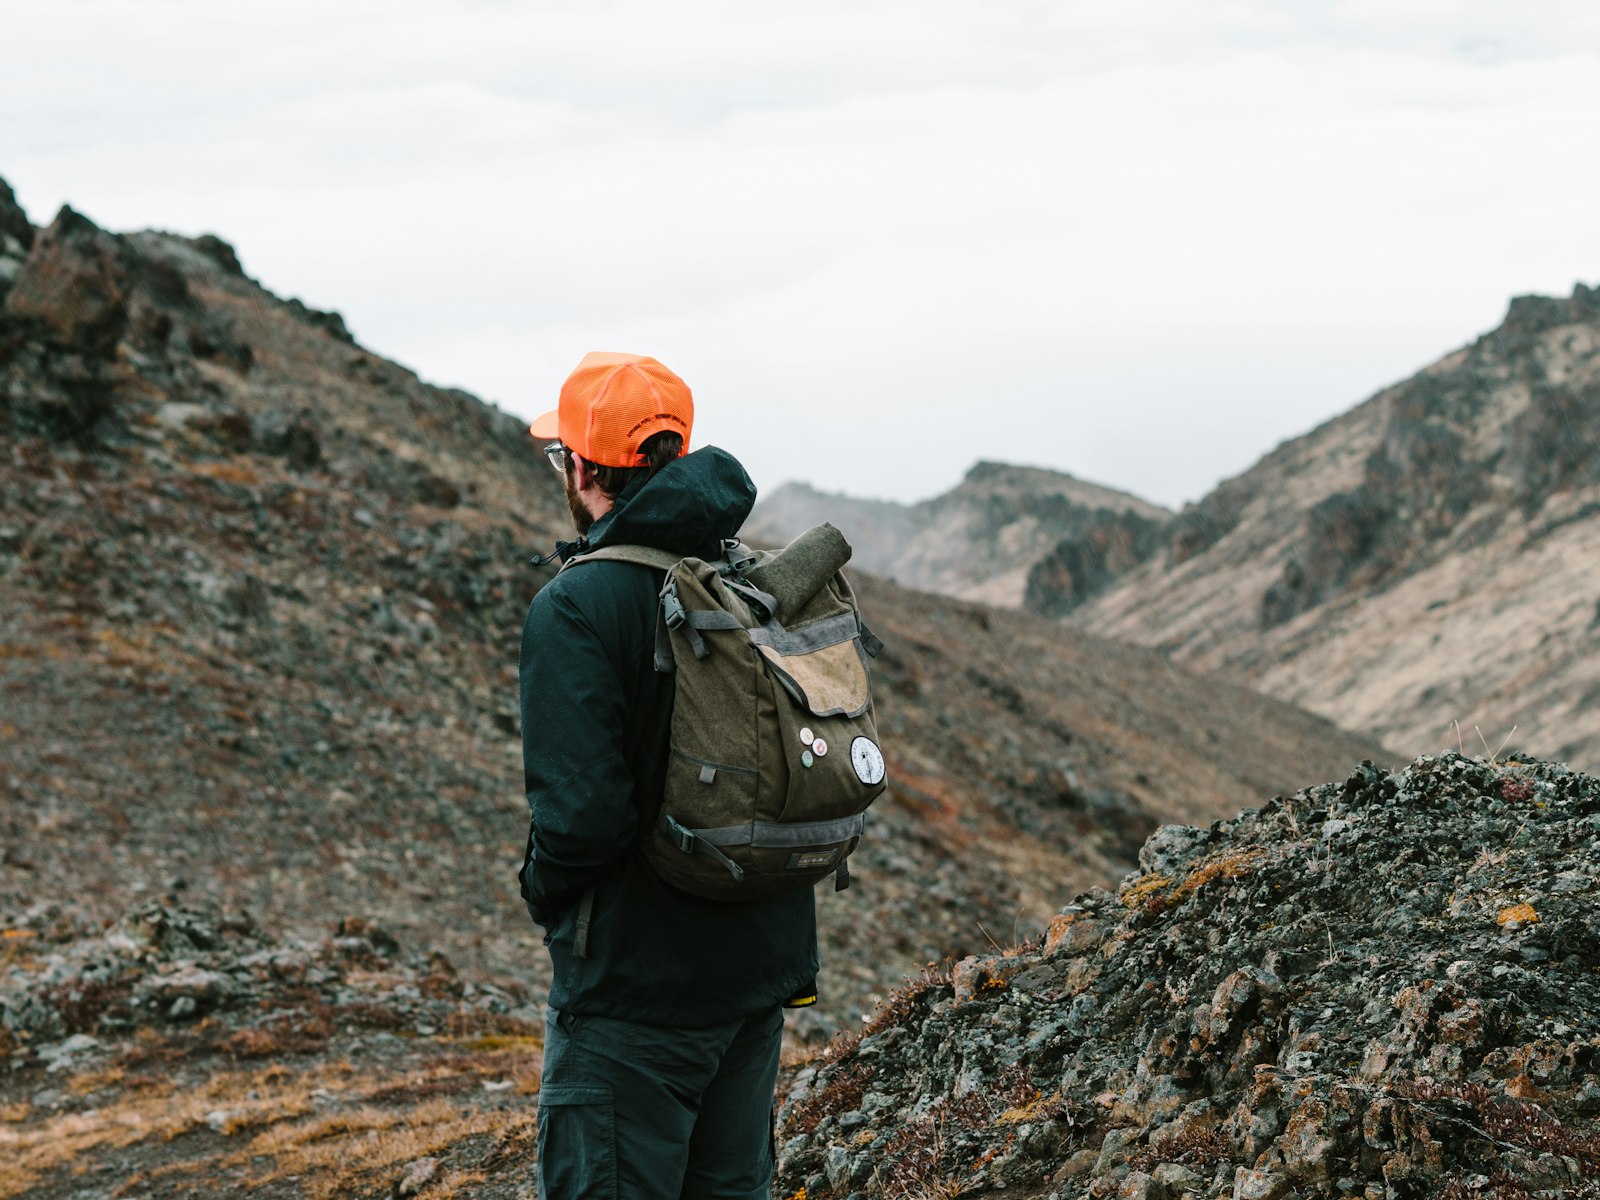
top-left (0, 197), bottom-right (259, 441)
top-left (1025, 508), bottom-right (1169, 618)
top-left (3, 205), bottom-right (128, 356)
top-left (777, 754), bottom-right (1600, 1199)
top-left (0, 178), bottom-right (35, 302)
top-left (0, 901), bottom-right (531, 1049)
top-left (0, 205), bottom-right (129, 438)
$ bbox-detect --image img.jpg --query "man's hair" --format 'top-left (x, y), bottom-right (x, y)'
top-left (578, 431), bottom-right (684, 498)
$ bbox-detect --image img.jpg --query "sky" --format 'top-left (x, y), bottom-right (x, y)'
top-left (5, 0), bottom-right (1599, 509)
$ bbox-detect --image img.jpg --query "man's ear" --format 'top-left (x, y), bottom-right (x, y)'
top-left (570, 455), bottom-right (594, 492)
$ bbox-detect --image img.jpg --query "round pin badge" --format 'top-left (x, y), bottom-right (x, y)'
top-left (850, 736), bottom-right (885, 786)
top-left (799, 727), bottom-right (814, 745)
top-left (801, 749), bottom-right (815, 769)
top-left (812, 738), bottom-right (828, 757)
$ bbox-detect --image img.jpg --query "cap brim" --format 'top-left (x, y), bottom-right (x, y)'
top-left (528, 409), bottom-right (561, 440)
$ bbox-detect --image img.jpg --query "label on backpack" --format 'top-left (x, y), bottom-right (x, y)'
top-left (788, 849), bottom-right (839, 871)
top-left (850, 737), bottom-right (885, 786)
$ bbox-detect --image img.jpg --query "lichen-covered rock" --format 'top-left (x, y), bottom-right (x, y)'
top-left (2, 205), bottom-right (128, 355)
top-left (0, 901), bottom-right (529, 1052)
top-left (777, 755), bottom-right (1600, 1199)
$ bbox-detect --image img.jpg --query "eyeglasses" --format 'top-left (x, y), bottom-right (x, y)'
top-left (544, 442), bottom-right (571, 474)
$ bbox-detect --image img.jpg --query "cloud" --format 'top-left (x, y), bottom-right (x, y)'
top-left (5, 1), bottom-right (1599, 505)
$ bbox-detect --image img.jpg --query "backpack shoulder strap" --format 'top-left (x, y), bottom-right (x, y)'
top-left (558, 544), bottom-right (683, 674)
top-left (558, 544), bottom-right (684, 574)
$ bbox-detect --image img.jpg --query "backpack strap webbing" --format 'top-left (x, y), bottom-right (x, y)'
top-left (559, 544), bottom-right (684, 574)
top-left (559, 545), bottom-right (686, 673)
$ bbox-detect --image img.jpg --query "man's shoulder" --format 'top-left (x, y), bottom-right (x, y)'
top-left (528, 555), bottom-right (664, 625)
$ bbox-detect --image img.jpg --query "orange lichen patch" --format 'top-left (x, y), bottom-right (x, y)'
top-left (997, 1090), bottom-right (1069, 1125)
top-left (1121, 874), bottom-right (1172, 908)
top-left (1505, 1074), bottom-right (1551, 1103)
top-left (0, 931), bottom-right (38, 968)
top-left (191, 461), bottom-right (261, 486)
top-left (1145, 849), bottom-right (1267, 915)
top-left (1496, 903), bottom-right (1539, 928)
top-left (91, 628), bottom-right (166, 671)
top-left (1045, 912), bottom-right (1082, 951)
top-left (0, 642), bottom-right (68, 660)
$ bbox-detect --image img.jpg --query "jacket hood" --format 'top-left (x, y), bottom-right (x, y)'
top-left (586, 446), bottom-right (756, 561)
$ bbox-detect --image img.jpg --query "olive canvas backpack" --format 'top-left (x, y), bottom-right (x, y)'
top-left (560, 522), bottom-right (887, 902)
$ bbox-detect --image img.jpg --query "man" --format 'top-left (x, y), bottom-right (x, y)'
top-left (519, 352), bottom-right (819, 1200)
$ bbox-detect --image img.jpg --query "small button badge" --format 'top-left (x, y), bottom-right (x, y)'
top-left (799, 727), bottom-right (814, 744)
top-left (801, 750), bottom-right (815, 768)
top-left (812, 739), bottom-right (828, 757)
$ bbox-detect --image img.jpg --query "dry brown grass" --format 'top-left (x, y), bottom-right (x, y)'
top-left (0, 1061), bottom-right (320, 1199)
top-left (0, 1029), bottom-right (545, 1200)
top-left (0, 929), bottom-right (40, 970)
top-left (232, 1096), bottom-right (531, 1198)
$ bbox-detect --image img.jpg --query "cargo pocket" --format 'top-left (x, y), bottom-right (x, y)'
top-left (536, 1084), bottom-right (617, 1200)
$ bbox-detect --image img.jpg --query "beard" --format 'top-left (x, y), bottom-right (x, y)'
top-left (565, 468), bottom-right (594, 536)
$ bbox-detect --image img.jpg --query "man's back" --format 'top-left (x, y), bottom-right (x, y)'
top-left (519, 445), bottom-right (820, 1026)
top-left (517, 361), bottom-right (819, 1200)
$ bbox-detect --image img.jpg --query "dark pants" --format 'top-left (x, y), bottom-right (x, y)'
top-left (536, 1004), bottom-right (785, 1200)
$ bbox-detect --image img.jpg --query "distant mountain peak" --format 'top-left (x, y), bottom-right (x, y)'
top-left (748, 462), bottom-right (1170, 608)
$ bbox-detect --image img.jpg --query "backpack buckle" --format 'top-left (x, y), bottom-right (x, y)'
top-left (660, 582), bottom-right (687, 630)
top-left (720, 539), bottom-right (758, 577)
top-left (663, 814), bottom-right (698, 853)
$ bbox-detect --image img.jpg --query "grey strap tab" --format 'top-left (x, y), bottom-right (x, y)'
top-left (835, 861), bottom-right (850, 892)
top-left (858, 621), bottom-right (884, 659)
top-left (574, 886), bottom-right (597, 959)
top-left (652, 605), bottom-right (676, 674)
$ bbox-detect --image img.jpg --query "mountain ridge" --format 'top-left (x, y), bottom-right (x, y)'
top-left (747, 461), bottom-right (1170, 609)
top-left (0, 180), bottom-right (1386, 1048)
top-left (751, 283), bottom-right (1600, 767)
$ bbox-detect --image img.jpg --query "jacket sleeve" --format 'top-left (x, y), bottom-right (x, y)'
top-left (518, 579), bottom-right (642, 921)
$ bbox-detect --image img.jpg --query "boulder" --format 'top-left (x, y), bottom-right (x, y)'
top-left (3, 205), bottom-right (127, 355)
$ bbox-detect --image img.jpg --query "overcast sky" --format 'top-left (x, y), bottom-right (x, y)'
top-left (6, 1), bottom-right (1599, 508)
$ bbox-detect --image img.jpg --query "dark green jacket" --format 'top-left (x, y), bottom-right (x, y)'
top-left (518, 447), bottom-right (819, 1026)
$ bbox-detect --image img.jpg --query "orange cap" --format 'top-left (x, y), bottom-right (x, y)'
top-left (529, 352), bottom-right (693, 468)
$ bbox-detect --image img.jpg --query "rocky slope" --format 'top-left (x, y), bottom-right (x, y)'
top-left (777, 753), bottom-right (1600, 1199)
top-left (0, 902), bottom-right (543, 1200)
top-left (0, 178), bottom-right (1385, 1045)
top-left (1071, 286), bottom-right (1600, 768)
top-left (748, 464), bottom-right (1170, 608)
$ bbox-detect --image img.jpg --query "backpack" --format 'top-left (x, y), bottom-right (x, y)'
top-left (561, 522), bottom-right (887, 902)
